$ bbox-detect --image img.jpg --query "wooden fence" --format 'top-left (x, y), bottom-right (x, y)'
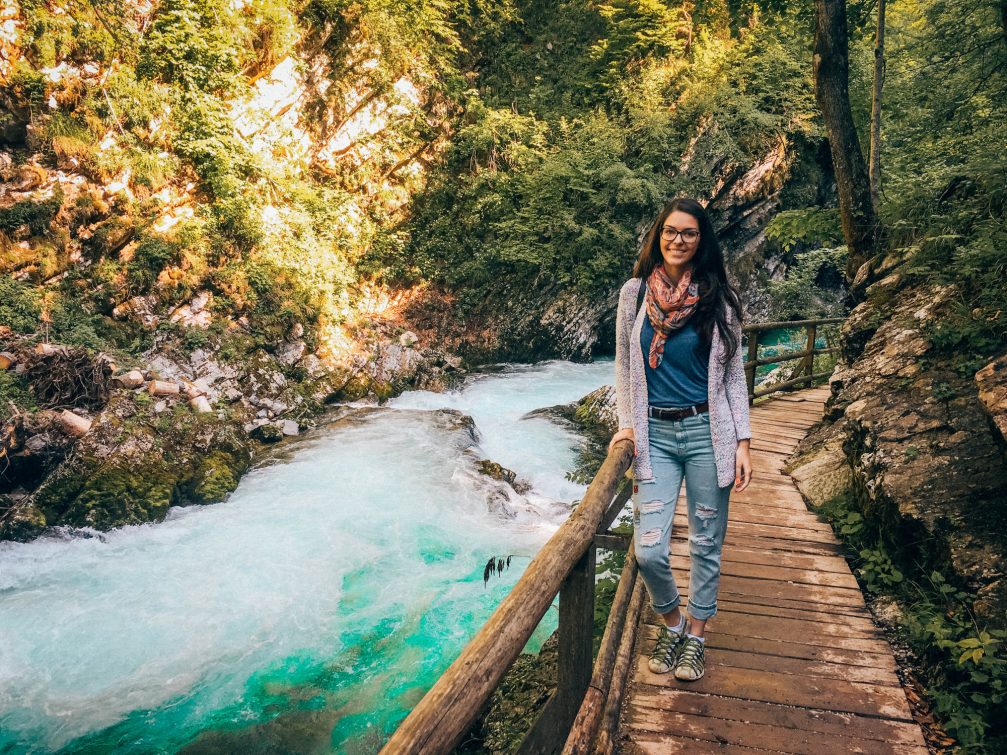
top-left (380, 441), bottom-right (636, 755)
top-left (381, 316), bottom-right (845, 754)
top-left (742, 317), bottom-right (843, 400)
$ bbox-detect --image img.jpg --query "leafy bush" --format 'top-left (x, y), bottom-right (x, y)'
top-left (819, 490), bottom-right (1007, 751)
top-left (138, 0), bottom-right (242, 93)
top-left (765, 208), bottom-right (843, 252)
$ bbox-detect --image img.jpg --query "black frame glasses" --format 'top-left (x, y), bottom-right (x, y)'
top-left (660, 226), bottom-right (700, 243)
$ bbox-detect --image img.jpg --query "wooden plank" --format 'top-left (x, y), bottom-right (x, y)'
top-left (632, 664), bottom-right (914, 721)
top-left (634, 627), bottom-right (897, 669)
top-left (748, 427), bottom-right (810, 442)
top-left (676, 596), bottom-right (877, 629)
top-left (700, 531), bottom-right (845, 557)
top-left (640, 610), bottom-right (888, 652)
top-left (671, 515), bottom-right (841, 544)
top-left (710, 588), bottom-right (870, 617)
top-left (628, 688), bottom-right (924, 745)
top-left (668, 556), bottom-right (861, 590)
top-left (670, 541), bottom-right (854, 575)
top-left (642, 592), bottom-right (875, 625)
top-left (702, 631), bottom-right (895, 670)
top-left (624, 710), bottom-right (927, 754)
top-left (637, 627), bottom-right (897, 685)
top-left (672, 508), bottom-right (832, 533)
top-left (622, 734), bottom-right (776, 754)
top-left (692, 574), bottom-right (867, 608)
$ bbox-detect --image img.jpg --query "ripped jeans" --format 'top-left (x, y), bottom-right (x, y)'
top-left (633, 413), bottom-right (733, 621)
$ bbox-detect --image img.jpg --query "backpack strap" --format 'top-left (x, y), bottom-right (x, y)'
top-left (636, 280), bottom-right (647, 315)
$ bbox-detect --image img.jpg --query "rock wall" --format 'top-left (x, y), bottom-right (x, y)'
top-left (788, 279), bottom-right (1007, 620)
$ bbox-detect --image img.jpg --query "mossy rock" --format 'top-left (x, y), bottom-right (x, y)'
top-left (476, 459), bottom-right (518, 485)
top-left (187, 450), bottom-right (246, 502)
top-left (331, 372), bottom-right (371, 402)
top-left (251, 422), bottom-right (283, 443)
top-left (54, 460), bottom-right (176, 529)
top-left (0, 498), bottom-right (47, 541)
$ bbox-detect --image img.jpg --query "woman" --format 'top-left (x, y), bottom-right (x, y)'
top-left (610, 197), bottom-right (752, 682)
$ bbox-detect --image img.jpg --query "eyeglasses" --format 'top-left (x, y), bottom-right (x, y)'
top-left (661, 226), bottom-right (700, 243)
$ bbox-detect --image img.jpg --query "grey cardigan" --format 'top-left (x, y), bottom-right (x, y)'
top-left (615, 277), bottom-right (752, 487)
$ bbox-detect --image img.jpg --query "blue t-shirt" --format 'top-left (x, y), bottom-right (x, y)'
top-left (641, 317), bottom-right (710, 407)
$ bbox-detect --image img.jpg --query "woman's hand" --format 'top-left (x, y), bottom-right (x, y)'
top-left (609, 428), bottom-right (635, 454)
top-left (735, 439), bottom-right (752, 492)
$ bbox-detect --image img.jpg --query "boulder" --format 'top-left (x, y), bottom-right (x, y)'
top-left (787, 439), bottom-right (852, 507)
top-left (276, 340), bottom-right (306, 367)
top-left (794, 284), bottom-right (1007, 620)
top-left (280, 420), bottom-right (299, 436)
top-left (58, 410), bottom-right (91, 438)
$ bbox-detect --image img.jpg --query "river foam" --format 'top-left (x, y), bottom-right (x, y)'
top-left (0, 359), bottom-right (612, 752)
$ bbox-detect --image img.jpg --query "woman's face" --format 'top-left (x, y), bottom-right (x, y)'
top-left (659, 210), bottom-right (701, 273)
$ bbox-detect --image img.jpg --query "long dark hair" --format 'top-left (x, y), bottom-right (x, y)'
top-left (632, 197), bottom-right (743, 360)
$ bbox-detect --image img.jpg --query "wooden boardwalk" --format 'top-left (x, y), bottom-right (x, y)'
top-left (618, 386), bottom-right (928, 754)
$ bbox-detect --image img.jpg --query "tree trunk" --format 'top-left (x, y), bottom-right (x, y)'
top-left (814, 0), bottom-right (881, 281)
top-left (869, 0), bottom-right (886, 211)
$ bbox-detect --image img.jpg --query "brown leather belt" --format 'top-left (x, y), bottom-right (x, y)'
top-left (648, 403), bottom-right (709, 421)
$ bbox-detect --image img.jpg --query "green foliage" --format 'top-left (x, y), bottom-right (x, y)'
top-left (590, 0), bottom-right (683, 89)
top-left (765, 208), bottom-right (843, 252)
top-left (871, 0), bottom-right (1007, 358)
top-left (856, 546), bottom-right (903, 592)
top-left (0, 279), bottom-right (42, 333)
top-left (138, 0), bottom-right (243, 93)
top-left (16, 0), bottom-right (133, 69)
top-left (820, 491), bottom-right (1007, 750)
top-left (902, 574), bottom-right (1007, 750)
top-left (405, 101), bottom-right (668, 299)
top-left (3, 60), bottom-right (47, 108)
top-left (0, 192), bottom-right (63, 237)
top-left (766, 246), bottom-right (848, 320)
top-left (125, 235), bottom-right (181, 295)
top-left (0, 371), bottom-right (37, 413)
top-left (402, 1), bottom-right (818, 312)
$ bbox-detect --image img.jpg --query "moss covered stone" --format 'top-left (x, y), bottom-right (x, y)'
top-left (0, 499), bottom-right (47, 541)
top-left (188, 451), bottom-right (246, 502)
top-left (78, 463), bottom-right (174, 527)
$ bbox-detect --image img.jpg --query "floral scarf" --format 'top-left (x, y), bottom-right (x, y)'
top-left (645, 266), bottom-right (700, 369)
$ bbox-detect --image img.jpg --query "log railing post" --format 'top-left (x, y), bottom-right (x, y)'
top-left (518, 546), bottom-right (597, 755)
top-left (802, 323), bottom-right (817, 388)
top-left (745, 330), bottom-right (759, 401)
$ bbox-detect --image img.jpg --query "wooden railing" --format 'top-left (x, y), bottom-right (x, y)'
top-left (742, 317), bottom-right (843, 400)
top-left (382, 316), bottom-right (845, 754)
top-left (380, 441), bottom-right (637, 755)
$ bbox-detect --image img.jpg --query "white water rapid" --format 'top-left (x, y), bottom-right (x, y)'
top-left (0, 359), bottom-right (613, 753)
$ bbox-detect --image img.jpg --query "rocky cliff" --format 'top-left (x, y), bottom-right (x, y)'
top-left (789, 273), bottom-right (1007, 621)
